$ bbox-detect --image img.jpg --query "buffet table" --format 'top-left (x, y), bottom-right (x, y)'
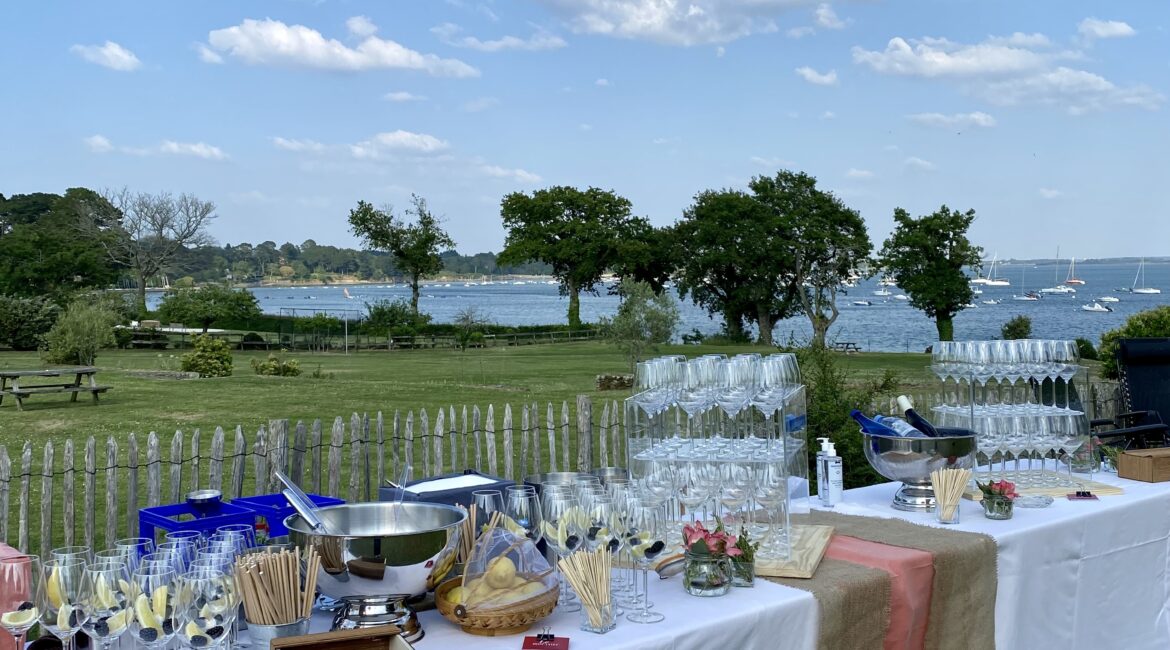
top-left (822, 472), bottom-right (1170, 650)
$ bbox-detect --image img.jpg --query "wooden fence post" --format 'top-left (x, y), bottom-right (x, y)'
top-left (290, 421), bottom-right (306, 489)
top-left (230, 427), bottom-right (246, 500)
top-left (486, 405), bottom-right (498, 477)
top-left (84, 437), bottom-right (95, 551)
top-left (472, 406), bottom-right (482, 472)
top-left (404, 412), bottom-right (414, 482)
top-left (308, 420), bottom-right (322, 494)
top-left (170, 431), bottom-right (183, 504)
top-left (40, 441), bottom-right (54, 559)
top-left (375, 413), bottom-right (385, 489)
top-left (598, 402), bottom-right (609, 468)
top-left (561, 402), bottom-right (571, 472)
top-left (126, 434), bottom-right (139, 538)
top-left (448, 406), bottom-right (458, 472)
top-left (253, 426), bottom-right (268, 497)
top-left (577, 395), bottom-right (593, 472)
top-left (19, 442), bottom-right (31, 552)
top-left (209, 428), bottom-right (225, 494)
top-left (531, 401), bottom-right (540, 476)
top-left (349, 415), bottom-right (361, 502)
top-left (62, 440), bottom-right (74, 548)
top-left (190, 429), bottom-right (201, 493)
top-left (546, 403), bottom-right (556, 473)
top-left (461, 406), bottom-right (470, 473)
top-left (0, 446), bottom-right (10, 546)
top-left (105, 437), bottom-right (118, 549)
top-left (520, 404), bottom-right (530, 479)
top-left (421, 409), bottom-right (431, 478)
top-left (434, 409), bottom-right (445, 476)
top-left (391, 411), bottom-right (400, 484)
top-left (147, 433), bottom-right (161, 508)
top-left (328, 417), bottom-right (343, 498)
top-left (612, 400), bottom-right (622, 470)
top-left (503, 405), bottom-right (514, 481)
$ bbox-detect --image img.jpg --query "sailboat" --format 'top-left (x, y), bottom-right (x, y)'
top-left (1013, 266), bottom-right (1041, 301)
top-left (872, 288), bottom-right (892, 297)
top-left (343, 287), bottom-right (354, 299)
top-left (1133, 259), bottom-right (1161, 294)
top-left (985, 256), bottom-right (1010, 286)
top-left (1064, 258), bottom-right (1085, 285)
top-left (1040, 248), bottom-right (1076, 294)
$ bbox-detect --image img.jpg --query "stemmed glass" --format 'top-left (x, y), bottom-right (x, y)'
top-left (129, 564), bottom-right (179, 650)
top-left (472, 489), bottom-right (505, 530)
top-left (625, 501), bottom-right (665, 624)
top-left (38, 558), bottom-right (88, 650)
top-left (718, 460), bottom-right (751, 525)
top-left (115, 537), bottom-right (155, 571)
top-left (216, 524), bottom-right (256, 550)
top-left (541, 490), bottom-right (584, 614)
top-left (79, 562), bottom-right (133, 650)
top-left (52, 546), bottom-right (93, 566)
top-left (504, 486), bottom-right (543, 544)
top-left (175, 567), bottom-right (236, 649)
top-left (1, 555), bottom-right (45, 650)
top-left (755, 460), bottom-right (790, 559)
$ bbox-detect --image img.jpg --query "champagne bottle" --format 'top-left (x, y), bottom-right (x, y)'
top-left (897, 395), bottom-right (939, 437)
top-left (850, 410), bottom-right (902, 436)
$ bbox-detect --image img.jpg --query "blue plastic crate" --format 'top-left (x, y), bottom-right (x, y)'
top-left (232, 493), bottom-right (345, 537)
top-left (138, 501), bottom-right (256, 545)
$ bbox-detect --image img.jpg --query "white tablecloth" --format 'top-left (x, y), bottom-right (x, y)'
top-left (821, 473), bottom-right (1170, 650)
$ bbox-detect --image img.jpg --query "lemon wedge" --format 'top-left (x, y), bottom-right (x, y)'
top-left (2, 608), bottom-right (38, 629)
top-left (134, 594), bottom-right (161, 631)
top-left (56, 604), bottom-right (72, 630)
top-left (108, 609), bottom-right (130, 633)
top-left (185, 621), bottom-right (203, 639)
top-left (151, 586), bottom-right (168, 619)
top-left (96, 576), bottom-right (117, 609)
top-left (47, 566), bottom-right (64, 609)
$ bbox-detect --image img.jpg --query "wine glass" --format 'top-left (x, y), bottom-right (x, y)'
top-left (115, 537), bottom-right (155, 571)
top-left (504, 486), bottom-right (543, 543)
top-left (541, 492), bottom-right (584, 613)
top-left (51, 546), bottom-right (93, 565)
top-left (78, 562), bottom-right (133, 650)
top-left (175, 567), bottom-right (236, 649)
top-left (625, 502), bottom-right (666, 624)
top-left (216, 524), bottom-right (257, 551)
top-left (1, 555), bottom-right (45, 650)
top-left (472, 489), bottom-right (505, 530)
top-left (38, 558), bottom-right (89, 650)
top-left (129, 564), bottom-right (179, 650)
top-left (158, 541), bottom-right (199, 572)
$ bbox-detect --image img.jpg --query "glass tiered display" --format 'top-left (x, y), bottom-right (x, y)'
top-left (930, 340), bottom-right (1092, 488)
top-left (624, 354), bottom-right (809, 561)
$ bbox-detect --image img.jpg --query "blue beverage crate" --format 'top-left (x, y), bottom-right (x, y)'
top-left (232, 493), bottom-right (345, 536)
top-left (138, 501), bottom-right (256, 544)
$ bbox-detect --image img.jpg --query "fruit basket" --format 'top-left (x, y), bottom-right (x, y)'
top-left (435, 576), bottom-right (558, 636)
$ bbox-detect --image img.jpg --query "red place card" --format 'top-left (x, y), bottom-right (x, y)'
top-left (521, 634), bottom-right (569, 650)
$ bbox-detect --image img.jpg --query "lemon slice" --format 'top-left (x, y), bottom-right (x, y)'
top-left (57, 604), bottom-right (72, 630)
top-left (120, 579), bottom-right (136, 600)
top-left (134, 594), bottom-right (161, 631)
top-left (47, 566), bottom-right (64, 609)
top-left (151, 586), bottom-right (168, 619)
top-left (97, 576), bottom-right (117, 609)
top-left (108, 609), bottom-right (130, 633)
top-left (2, 608), bottom-right (38, 628)
top-left (185, 621), bottom-right (203, 639)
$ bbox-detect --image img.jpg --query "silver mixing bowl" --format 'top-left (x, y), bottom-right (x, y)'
top-left (285, 502), bottom-right (465, 640)
top-left (861, 432), bottom-right (977, 511)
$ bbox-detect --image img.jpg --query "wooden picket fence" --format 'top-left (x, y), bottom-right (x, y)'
top-left (0, 396), bottom-right (627, 557)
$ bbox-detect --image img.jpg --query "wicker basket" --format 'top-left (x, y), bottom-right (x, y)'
top-left (435, 576), bottom-right (559, 636)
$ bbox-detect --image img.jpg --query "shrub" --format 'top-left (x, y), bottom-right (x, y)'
top-left (181, 335), bottom-right (233, 377)
top-left (681, 328), bottom-right (705, 345)
top-left (363, 298), bottom-right (431, 335)
top-left (113, 327), bottom-right (134, 349)
top-left (308, 364), bottom-right (335, 380)
top-left (41, 301), bottom-right (118, 365)
top-left (453, 306), bottom-right (491, 351)
top-left (250, 352), bottom-right (302, 377)
top-left (1075, 337), bottom-right (1099, 361)
top-left (1099, 305), bottom-right (1170, 378)
top-left (0, 295), bottom-right (59, 350)
top-left (1000, 315), bottom-right (1032, 340)
top-left (798, 345), bottom-right (899, 490)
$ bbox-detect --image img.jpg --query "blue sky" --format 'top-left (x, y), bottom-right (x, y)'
top-left (1, 1), bottom-right (1167, 259)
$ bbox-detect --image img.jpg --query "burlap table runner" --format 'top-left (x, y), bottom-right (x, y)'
top-left (793, 511), bottom-right (998, 650)
top-left (767, 558), bottom-right (892, 650)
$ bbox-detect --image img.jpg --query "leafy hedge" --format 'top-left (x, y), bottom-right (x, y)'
top-left (1099, 305), bottom-right (1170, 378)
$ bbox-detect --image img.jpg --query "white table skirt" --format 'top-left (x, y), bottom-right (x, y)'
top-left (821, 473), bottom-right (1170, 650)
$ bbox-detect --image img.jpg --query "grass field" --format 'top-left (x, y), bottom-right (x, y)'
top-left (0, 342), bottom-right (932, 447)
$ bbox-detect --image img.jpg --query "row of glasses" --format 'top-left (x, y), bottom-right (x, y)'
top-left (932, 339), bottom-right (1081, 410)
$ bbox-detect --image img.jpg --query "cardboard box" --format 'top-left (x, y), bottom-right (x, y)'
top-left (270, 627), bottom-right (415, 650)
top-left (1118, 448), bottom-right (1170, 482)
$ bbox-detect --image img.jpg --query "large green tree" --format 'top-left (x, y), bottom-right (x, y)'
top-left (348, 194), bottom-right (454, 317)
top-left (157, 284), bottom-right (262, 332)
top-left (878, 205), bottom-right (983, 341)
top-left (750, 171), bottom-right (872, 347)
top-left (602, 279), bottom-right (680, 370)
top-left (498, 186), bottom-right (649, 329)
top-left (673, 189), bottom-right (798, 345)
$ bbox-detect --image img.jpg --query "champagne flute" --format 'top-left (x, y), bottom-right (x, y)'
top-left (626, 502), bottom-right (666, 624)
top-left (38, 558), bottom-right (89, 650)
top-left (79, 562), bottom-right (133, 650)
top-left (1, 555), bottom-right (45, 650)
top-left (129, 565), bottom-right (179, 650)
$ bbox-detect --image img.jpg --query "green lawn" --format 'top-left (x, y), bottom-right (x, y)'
top-left (0, 343), bottom-right (932, 447)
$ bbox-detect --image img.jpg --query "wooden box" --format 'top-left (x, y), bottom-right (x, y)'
top-left (270, 627), bottom-right (414, 650)
top-left (1118, 448), bottom-right (1170, 483)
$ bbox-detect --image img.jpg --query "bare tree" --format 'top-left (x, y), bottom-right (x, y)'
top-left (86, 188), bottom-right (217, 314)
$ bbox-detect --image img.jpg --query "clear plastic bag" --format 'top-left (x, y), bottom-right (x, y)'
top-left (454, 527), bottom-right (556, 612)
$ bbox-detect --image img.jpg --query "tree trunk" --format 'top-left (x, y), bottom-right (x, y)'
top-left (135, 271), bottom-right (148, 317)
top-left (936, 316), bottom-right (955, 342)
top-left (567, 286), bottom-right (581, 330)
top-left (723, 308), bottom-right (745, 341)
top-left (810, 316), bottom-right (830, 349)
top-left (756, 305), bottom-right (774, 347)
top-left (410, 273), bottom-right (421, 317)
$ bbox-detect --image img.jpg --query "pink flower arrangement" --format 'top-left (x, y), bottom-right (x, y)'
top-left (976, 479), bottom-right (1018, 501)
top-left (682, 520), bottom-right (743, 558)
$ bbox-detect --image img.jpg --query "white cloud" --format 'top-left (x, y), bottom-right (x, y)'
top-left (431, 23), bottom-right (567, 52)
top-left (271, 137), bottom-right (326, 152)
top-left (795, 66), bottom-right (837, 86)
top-left (820, 110), bottom-right (836, 119)
top-left (786, 26), bottom-right (814, 39)
top-left (1078, 18), bottom-right (1135, 41)
top-left (205, 18), bottom-right (479, 78)
top-left (535, 0), bottom-right (806, 46)
top-left (160, 141), bottom-right (228, 160)
top-left (854, 33), bottom-right (1162, 114)
top-left (715, 46), bottom-right (726, 57)
top-left (1039, 188), bottom-right (1062, 199)
top-left (904, 156), bottom-right (936, 171)
top-left (977, 67), bottom-right (1162, 114)
top-left (653, 136), bottom-right (679, 145)
top-left (750, 155), bottom-right (796, 168)
top-left (445, 0), bottom-right (500, 22)
top-left (846, 168), bottom-right (875, 179)
top-left (346, 16), bottom-right (379, 38)
top-left (814, 4), bottom-right (845, 29)
top-left (462, 97), bottom-right (500, 112)
top-left (69, 41), bottom-right (142, 71)
top-left (595, 78), bottom-right (610, 86)
top-left (579, 123), bottom-right (593, 131)
top-left (383, 91), bottom-right (426, 102)
top-left (195, 43), bottom-right (224, 64)
top-left (351, 130), bottom-right (450, 158)
top-left (84, 135), bottom-right (114, 153)
top-left (480, 165), bottom-right (542, 184)
top-left (908, 111), bottom-right (997, 128)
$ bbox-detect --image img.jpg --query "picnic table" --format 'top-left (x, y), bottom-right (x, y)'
top-left (832, 341), bottom-right (862, 354)
top-left (0, 367), bottom-right (111, 411)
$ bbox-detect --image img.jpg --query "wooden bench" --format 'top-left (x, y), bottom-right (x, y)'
top-left (833, 341), bottom-right (862, 354)
top-left (0, 367), bottom-right (110, 411)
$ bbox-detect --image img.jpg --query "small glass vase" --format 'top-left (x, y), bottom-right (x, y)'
top-left (982, 496), bottom-right (1014, 520)
top-left (731, 559), bottom-right (755, 587)
top-left (683, 552), bottom-right (732, 597)
top-left (580, 602), bottom-right (616, 634)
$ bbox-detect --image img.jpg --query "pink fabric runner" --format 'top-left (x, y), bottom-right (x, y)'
top-left (827, 534), bottom-right (935, 650)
